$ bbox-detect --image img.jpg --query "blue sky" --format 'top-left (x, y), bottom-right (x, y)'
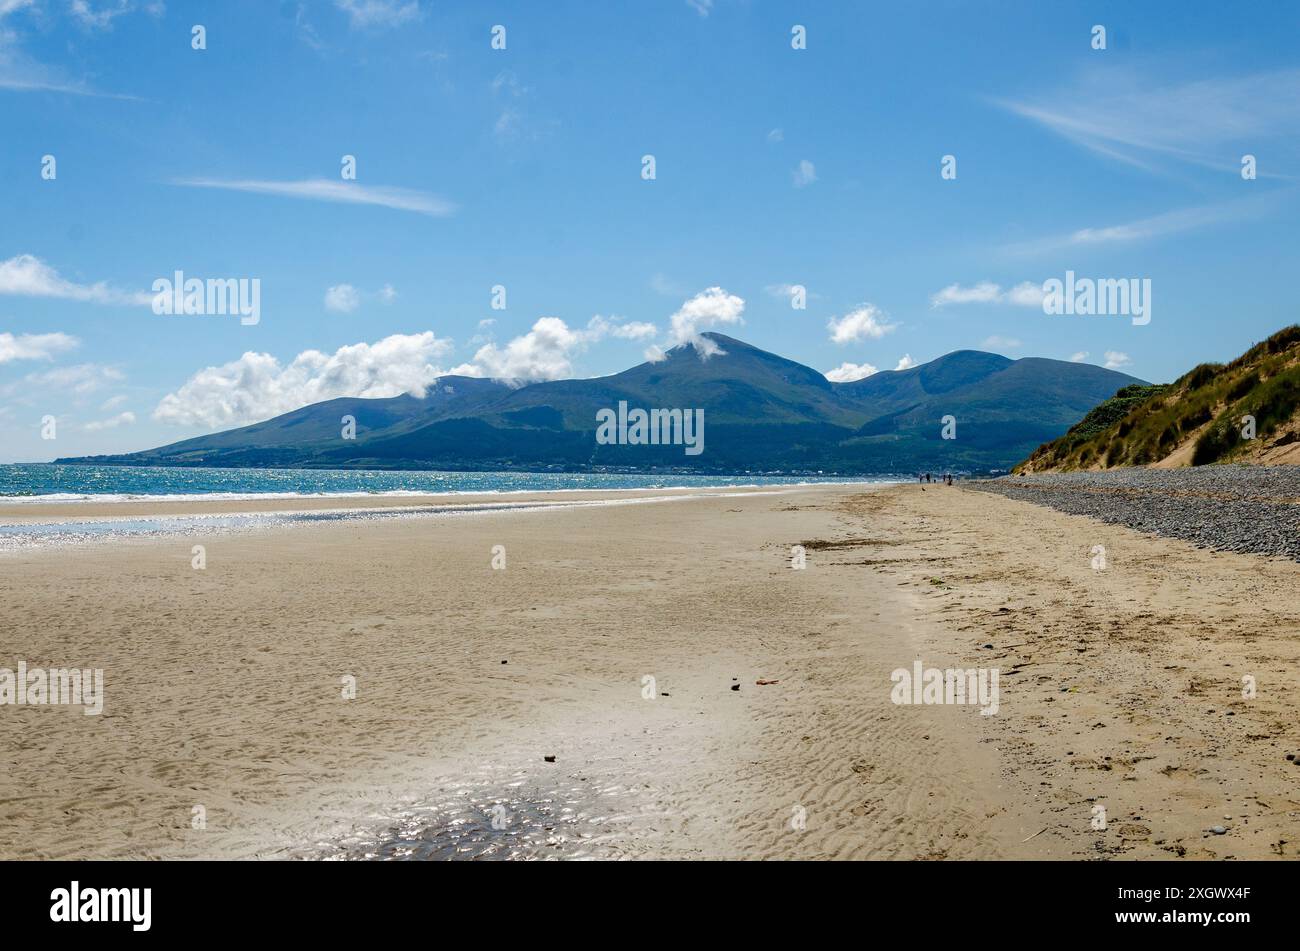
top-left (2, 0), bottom-right (1299, 462)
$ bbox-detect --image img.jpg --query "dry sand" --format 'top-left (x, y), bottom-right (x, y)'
top-left (1, 483), bottom-right (1296, 859)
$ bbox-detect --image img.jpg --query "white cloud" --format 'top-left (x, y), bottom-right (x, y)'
top-left (83, 410), bottom-right (135, 432)
top-left (1104, 351), bottom-right (1132, 370)
top-left (686, 0), bottom-right (713, 16)
top-left (931, 281), bottom-right (1000, 307)
top-left (477, 318), bottom-right (495, 329)
top-left (100, 394), bottom-right (128, 411)
top-left (764, 282), bottom-right (817, 302)
top-left (324, 284), bottom-right (361, 313)
top-left (981, 335), bottom-right (1022, 351)
top-left (1004, 281), bottom-right (1046, 307)
top-left (931, 280), bottom-right (1043, 308)
top-left (0, 331), bottom-right (79, 364)
top-left (825, 361), bottom-right (877, 383)
top-left (335, 0), bottom-right (418, 29)
top-left (666, 287), bottom-right (745, 357)
top-left (325, 283), bottom-right (397, 311)
top-left (588, 315), bottom-right (657, 340)
top-left (452, 317), bottom-right (585, 382)
top-left (1068, 351), bottom-right (1089, 363)
top-left (453, 315), bottom-right (656, 382)
top-left (154, 332), bottom-right (454, 428)
top-left (0, 254), bottom-right (151, 305)
top-left (894, 354), bottom-right (917, 371)
top-left (171, 177), bottom-right (455, 217)
top-left (8, 363), bottom-right (124, 396)
top-left (827, 304), bottom-right (897, 344)
top-left (792, 159), bottom-right (817, 188)
top-left (767, 128), bottom-right (783, 143)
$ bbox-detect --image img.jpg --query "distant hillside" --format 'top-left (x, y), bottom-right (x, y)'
top-left (1017, 325), bottom-right (1300, 472)
top-left (59, 333), bottom-right (1145, 474)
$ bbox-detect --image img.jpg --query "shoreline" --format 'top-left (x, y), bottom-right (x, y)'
top-left (0, 480), bottom-right (896, 523)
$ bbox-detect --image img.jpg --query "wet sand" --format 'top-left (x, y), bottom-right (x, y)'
top-left (1, 483), bottom-right (1296, 859)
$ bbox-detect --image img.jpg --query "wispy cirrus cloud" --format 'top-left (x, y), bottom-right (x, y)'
top-left (0, 42), bottom-right (140, 98)
top-left (170, 177), bottom-right (457, 217)
top-left (70, 1), bottom-right (157, 32)
top-left (335, 0), bottom-right (418, 29)
top-left (0, 254), bottom-right (152, 305)
top-left (0, 0), bottom-right (145, 97)
top-left (1001, 193), bottom-right (1283, 255)
top-left (994, 67), bottom-right (1300, 176)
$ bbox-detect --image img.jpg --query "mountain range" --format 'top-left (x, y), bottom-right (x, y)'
top-left (58, 333), bottom-right (1146, 474)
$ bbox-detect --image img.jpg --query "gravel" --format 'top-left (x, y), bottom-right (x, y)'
top-left (966, 464), bottom-right (1300, 561)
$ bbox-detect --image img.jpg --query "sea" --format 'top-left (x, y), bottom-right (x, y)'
top-left (0, 464), bottom-right (902, 552)
top-left (0, 463), bottom-right (898, 502)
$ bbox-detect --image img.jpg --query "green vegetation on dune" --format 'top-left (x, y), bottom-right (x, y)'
top-left (1017, 325), bottom-right (1300, 471)
top-left (1193, 363), bottom-right (1300, 464)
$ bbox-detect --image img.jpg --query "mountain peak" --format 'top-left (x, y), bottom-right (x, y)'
top-left (57, 333), bottom-right (1148, 474)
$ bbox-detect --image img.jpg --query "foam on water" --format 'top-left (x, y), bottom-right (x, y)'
top-left (0, 489), bottom-right (833, 552)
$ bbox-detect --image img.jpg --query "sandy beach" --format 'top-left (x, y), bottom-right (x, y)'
top-left (2, 482), bottom-right (1297, 860)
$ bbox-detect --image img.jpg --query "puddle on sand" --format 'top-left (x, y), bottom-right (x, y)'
top-left (293, 768), bottom-right (667, 861)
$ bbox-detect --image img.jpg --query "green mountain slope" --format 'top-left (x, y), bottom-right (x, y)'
top-left (59, 333), bottom-right (1145, 474)
top-left (1017, 325), bottom-right (1300, 472)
